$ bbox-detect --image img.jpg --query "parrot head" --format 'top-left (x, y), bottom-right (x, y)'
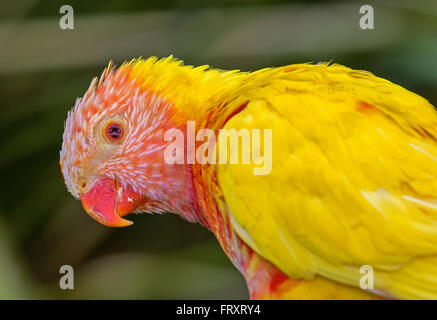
top-left (59, 59), bottom-right (199, 227)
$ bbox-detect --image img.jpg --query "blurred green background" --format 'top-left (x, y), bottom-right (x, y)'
top-left (0, 0), bottom-right (436, 299)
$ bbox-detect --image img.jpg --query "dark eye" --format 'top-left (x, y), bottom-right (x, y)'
top-left (105, 122), bottom-right (124, 142)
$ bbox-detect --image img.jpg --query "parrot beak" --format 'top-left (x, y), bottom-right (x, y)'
top-left (80, 178), bottom-right (142, 227)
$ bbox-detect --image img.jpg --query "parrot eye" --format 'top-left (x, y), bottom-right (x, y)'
top-left (105, 122), bottom-right (124, 143)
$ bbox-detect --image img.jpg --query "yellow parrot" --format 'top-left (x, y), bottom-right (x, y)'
top-left (60, 57), bottom-right (437, 299)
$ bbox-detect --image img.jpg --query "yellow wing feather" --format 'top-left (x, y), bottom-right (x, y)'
top-left (217, 63), bottom-right (437, 299)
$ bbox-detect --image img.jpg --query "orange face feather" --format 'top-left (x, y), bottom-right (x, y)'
top-left (60, 61), bottom-right (200, 226)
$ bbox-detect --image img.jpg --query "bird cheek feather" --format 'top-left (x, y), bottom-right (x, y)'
top-left (80, 177), bottom-right (142, 227)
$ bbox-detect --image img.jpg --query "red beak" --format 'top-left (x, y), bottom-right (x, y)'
top-left (80, 178), bottom-right (142, 227)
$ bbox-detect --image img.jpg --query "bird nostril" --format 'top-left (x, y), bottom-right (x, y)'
top-left (81, 182), bottom-right (87, 189)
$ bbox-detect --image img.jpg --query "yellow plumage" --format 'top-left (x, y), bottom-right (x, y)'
top-left (217, 63), bottom-right (437, 299)
top-left (75, 57), bottom-right (437, 299)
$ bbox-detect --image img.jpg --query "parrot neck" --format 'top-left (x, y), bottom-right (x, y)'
top-left (166, 94), bottom-right (254, 226)
top-left (124, 57), bottom-right (274, 226)
top-left (161, 98), bottom-right (252, 225)
top-left (125, 60), bottom-right (255, 222)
